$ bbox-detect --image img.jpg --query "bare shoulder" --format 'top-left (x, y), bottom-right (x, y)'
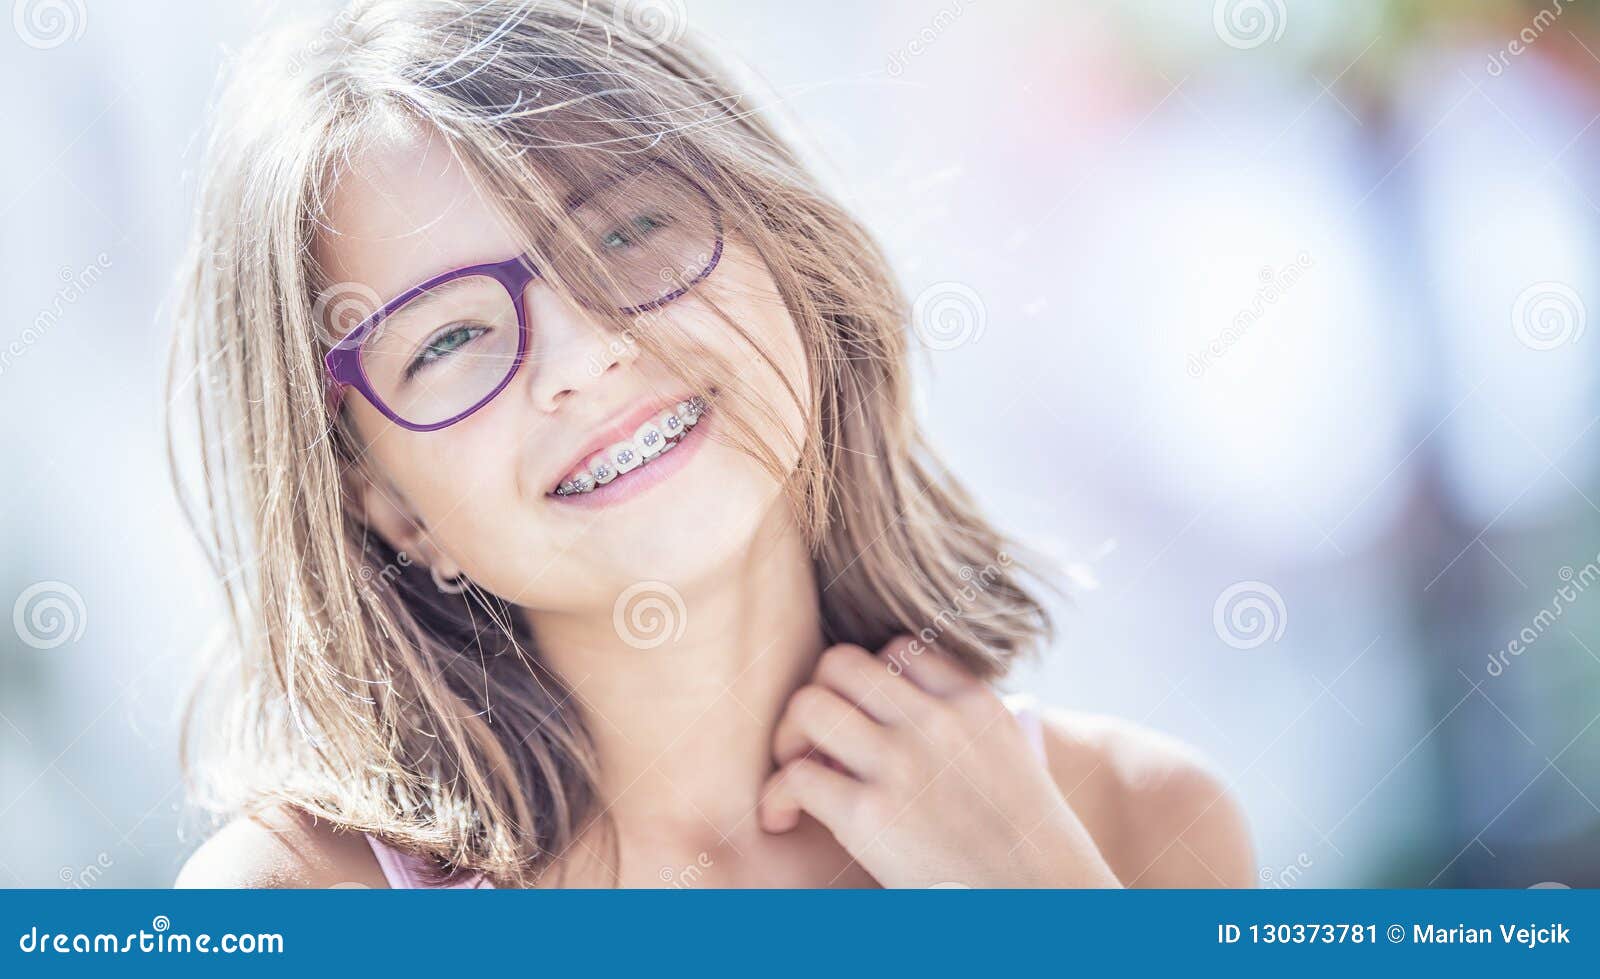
top-left (1035, 705), bottom-right (1255, 888)
top-left (175, 804), bottom-right (389, 889)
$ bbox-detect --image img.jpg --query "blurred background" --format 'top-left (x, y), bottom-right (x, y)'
top-left (2, 0), bottom-right (1598, 888)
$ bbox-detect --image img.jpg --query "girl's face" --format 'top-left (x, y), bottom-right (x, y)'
top-left (317, 130), bottom-right (808, 612)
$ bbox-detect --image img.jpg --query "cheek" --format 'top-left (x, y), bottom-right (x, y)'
top-left (752, 321), bottom-right (810, 472)
top-left (701, 245), bottom-right (813, 458)
top-left (362, 414), bottom-right (529, 543)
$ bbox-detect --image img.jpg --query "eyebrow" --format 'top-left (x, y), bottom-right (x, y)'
top-left (387, 286), bottom-right (450, 318)
top-left (380, 275), bottom-right (485, 324)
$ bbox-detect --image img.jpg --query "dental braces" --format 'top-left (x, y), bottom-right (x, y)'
top-left (554, 396), bottom-right (709, 496)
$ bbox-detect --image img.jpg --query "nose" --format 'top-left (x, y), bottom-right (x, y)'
top-left (520, 283), bottom-right (635, 413)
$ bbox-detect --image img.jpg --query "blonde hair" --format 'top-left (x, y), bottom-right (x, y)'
top-left (170, 0), bottom-right (1055, 886)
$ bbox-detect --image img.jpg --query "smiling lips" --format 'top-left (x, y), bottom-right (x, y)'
top-left (551, 395), bottom-right (708, 498)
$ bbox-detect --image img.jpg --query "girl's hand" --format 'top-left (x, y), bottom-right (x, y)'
top-left (758, 637), bottom-right (1122, 888)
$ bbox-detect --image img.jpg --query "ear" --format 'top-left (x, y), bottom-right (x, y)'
top-left (340, 461), bottom-right (462, 580)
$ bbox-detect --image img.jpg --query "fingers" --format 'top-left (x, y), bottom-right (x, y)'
top-left (773, 684), bottom-right (888, 775)
top-left (759, 637), bottom-right (993, 850)
top-left (882, 635), bottom-right (979, 698)
top-left (758, 756), bottom-right (862, 835)
top-left (811, 643), bottom-right (931, 725)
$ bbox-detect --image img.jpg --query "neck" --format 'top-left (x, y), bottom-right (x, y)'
top-left (525, 504), bottom-right (824, 851)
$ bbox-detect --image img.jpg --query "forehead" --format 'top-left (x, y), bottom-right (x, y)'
top-left (314, 127), bottom-right (529, 305)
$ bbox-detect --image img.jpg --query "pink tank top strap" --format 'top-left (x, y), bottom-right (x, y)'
top-left (365, 835), bottom-right (494, 889)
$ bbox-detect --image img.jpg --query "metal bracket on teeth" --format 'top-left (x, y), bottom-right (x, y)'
top-left (554, 397), bottom-right (709, 496)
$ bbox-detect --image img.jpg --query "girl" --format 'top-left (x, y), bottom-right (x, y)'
top-left (172, 0), bottom-right (1251, 888)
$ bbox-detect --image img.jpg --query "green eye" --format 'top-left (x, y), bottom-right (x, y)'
top-left (406, 324), bottom-right (486, 379)
top-left (599, 213), bottom-right (669, 250)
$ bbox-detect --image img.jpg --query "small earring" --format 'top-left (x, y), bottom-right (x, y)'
top-left (430, 565), bottom-right (469, 594)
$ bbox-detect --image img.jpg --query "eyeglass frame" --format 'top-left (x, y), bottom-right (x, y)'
top-left (322, 160), bottom-right (725, 433)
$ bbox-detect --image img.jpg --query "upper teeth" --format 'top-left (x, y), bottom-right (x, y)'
top-left (554, 396), bottom-right (707, 496)
top-left (635, 421), bottom-right (664, 459)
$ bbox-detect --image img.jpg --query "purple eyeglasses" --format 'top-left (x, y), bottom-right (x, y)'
top-left (323, 161), bottom-right (724, 432)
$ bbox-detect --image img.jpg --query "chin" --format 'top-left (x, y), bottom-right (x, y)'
top-left (600, 451), bottom-right (782, 584)
top-left (521, 443), bottom-right (789, 606)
